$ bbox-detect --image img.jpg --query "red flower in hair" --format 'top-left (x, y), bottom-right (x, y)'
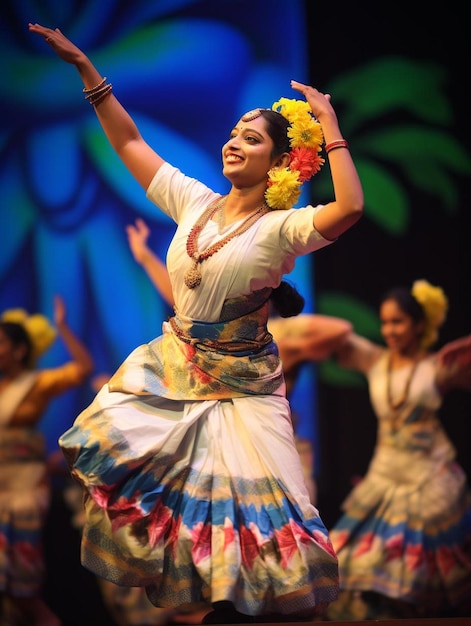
top-left (289, 147), bottom-right (324, 183)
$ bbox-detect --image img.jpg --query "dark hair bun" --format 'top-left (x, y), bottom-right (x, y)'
top-left (270, 281), bottom-right (305, 317)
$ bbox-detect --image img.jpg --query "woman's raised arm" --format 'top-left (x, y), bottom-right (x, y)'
top-left (291, 80), bottom-right (364, 240)
top-left (28, 23), bottom-right (164, 190)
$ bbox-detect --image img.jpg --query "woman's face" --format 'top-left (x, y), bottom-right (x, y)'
top-left (379, 298), bottom-right (423, 355)
top-left (221, 115), bottom-right (277, 187)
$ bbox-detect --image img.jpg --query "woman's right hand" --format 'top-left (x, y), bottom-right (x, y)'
top-left (28, 21), bottom-right (165, 190)
top-left (28, 23), bottom-right (87, 65)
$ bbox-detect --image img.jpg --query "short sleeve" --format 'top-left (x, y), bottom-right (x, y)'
top-left (146, 163), bottom-right (216, 223)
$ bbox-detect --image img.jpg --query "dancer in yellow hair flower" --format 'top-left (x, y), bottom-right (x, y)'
top-left (29, 21), bottom-right (363, 623)
top-left (325, 280), bottom-right (471, 621)
top-left (0, 296), bottom-right (94, 626)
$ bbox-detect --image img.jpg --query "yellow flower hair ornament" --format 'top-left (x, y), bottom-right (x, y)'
top-left (411, 279), bottom-right (448, 348)
top-left (1, 308), bottom-right (57, 365)
top-left (266, 97), bottom-right (325, 210)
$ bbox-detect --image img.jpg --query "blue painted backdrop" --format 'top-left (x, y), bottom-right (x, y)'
top-left (0, 0), bottom-right (318, 457)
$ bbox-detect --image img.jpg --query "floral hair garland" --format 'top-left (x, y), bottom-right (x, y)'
top-left (1, 308), bottom-right (56, 366)
top-left (266, 97), bottom-right (325, 210)
top-left (411, 279), bottom-right (448, 348)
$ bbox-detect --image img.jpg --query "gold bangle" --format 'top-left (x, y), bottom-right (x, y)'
top-left (88, 84), bottom-right (113, 106)
top-left (83, 77), bottom-right (107, 94)
top-left (85, 83), bottom-right (112, 100)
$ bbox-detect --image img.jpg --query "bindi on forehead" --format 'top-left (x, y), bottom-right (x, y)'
top-left (233, 119), bottom-right (266, 137)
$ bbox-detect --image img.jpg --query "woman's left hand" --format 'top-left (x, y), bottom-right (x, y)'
top-left (290, 80), bottom-right (336, 121)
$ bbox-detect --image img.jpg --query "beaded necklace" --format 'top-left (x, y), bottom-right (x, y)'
top-left (386, 352), bottom-right (421, 410)
top-left (184, 196), bottom-right (269, 289)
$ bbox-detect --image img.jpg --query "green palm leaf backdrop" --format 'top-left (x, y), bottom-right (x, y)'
top-left (305, 4), bottom-right (471, 528)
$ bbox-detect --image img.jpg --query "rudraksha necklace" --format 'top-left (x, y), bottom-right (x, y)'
top-left (184, 196), bottom-right (268, 289)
